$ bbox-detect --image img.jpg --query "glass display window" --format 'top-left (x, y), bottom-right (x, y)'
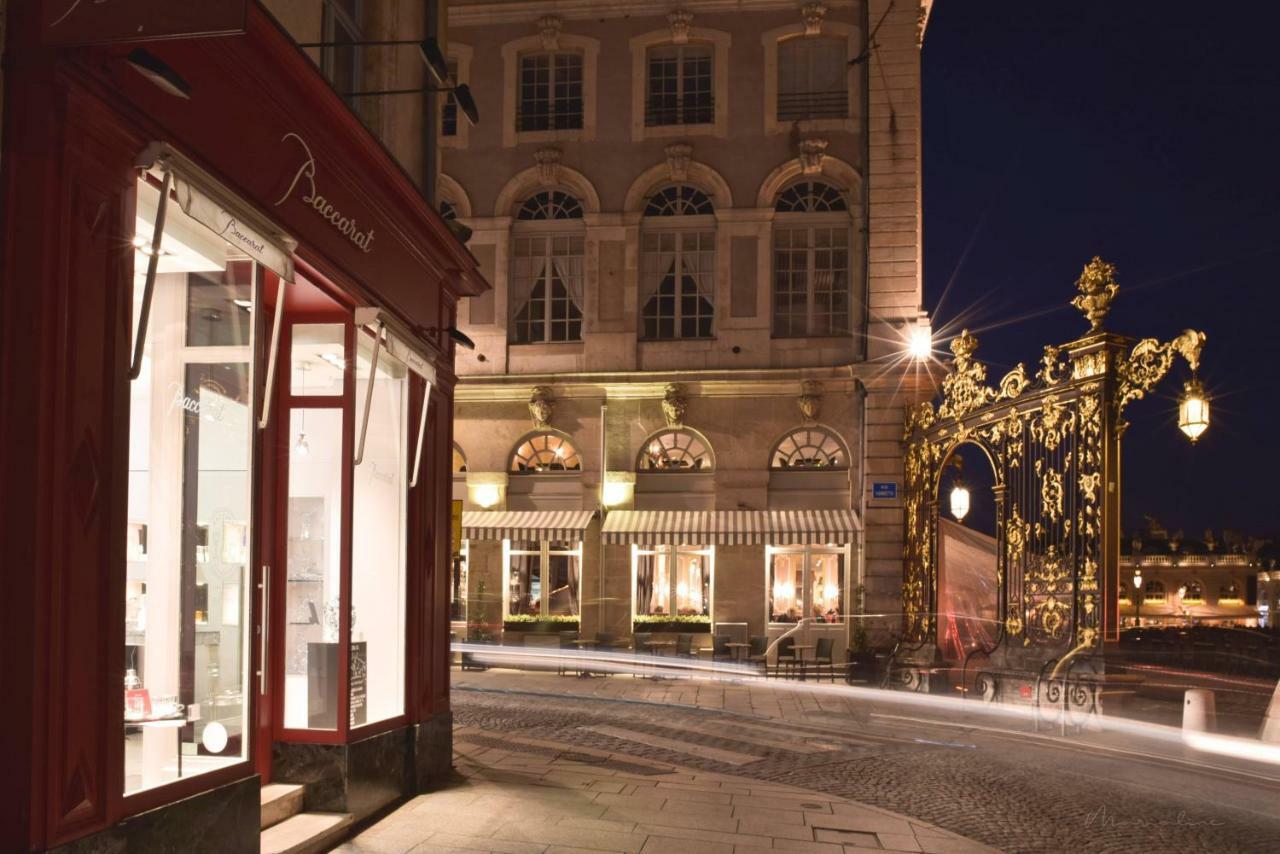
top-left (350, 329), bottom-right (409, 726)
top-left (124, 174), bottom-right (257, 795)
top-left (633, 545), bottom-right (712, 618)
top-left (505, 540), bottom-right (581, 618)
top-left (451, 541), bottom-right (469, 623)
top-left (768, 545), bottom-right (845, 624)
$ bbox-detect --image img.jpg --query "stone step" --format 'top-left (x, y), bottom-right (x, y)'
top-left (260, 783), bottom-right (306, 830)
top-left (260, 812), bottom-right (353, 854)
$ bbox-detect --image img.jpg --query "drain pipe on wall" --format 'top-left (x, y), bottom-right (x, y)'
top-left (598, 404), bottom-right (607, 633)
top-left (851, 370), bottom-right (869, 630)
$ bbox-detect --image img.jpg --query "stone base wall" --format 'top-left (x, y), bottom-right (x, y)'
top-left (273, 726), bottom-right (412, 821)
top-left (49, 775), bottom-right (259, 854)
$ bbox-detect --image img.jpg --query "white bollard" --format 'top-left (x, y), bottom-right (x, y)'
top-left (1182, 688), bottom-right (1216, 733)
top-left (1261, 680), bottom-right (1280, 744)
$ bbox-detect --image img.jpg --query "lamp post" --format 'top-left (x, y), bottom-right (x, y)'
top-left (1133, 568), bottom-right (1143, 628)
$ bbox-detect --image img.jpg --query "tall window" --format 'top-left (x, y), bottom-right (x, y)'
top-left (350, 330), bottom-right (409, 726)
top-left (646, 44), bottom-right (713, 126)
top-left (773, 181), bottom-right (851, 337)
top-left (506, 540), bottom-right (581, 617)
top-left (511, 192), bottom-right (584, 344)
top-left (125, 176), bottom-right (255, 793)
top-left (441, 60), bottom-right (459, 137)
top-left (510, 432), bottom-right (582, 473)
top-left (1183, 580), bottom-right (1204, 603)
top-left (321, 0), bottom-right (362, 101)
top-left (1144, 580), bottom-right (1167, 603)
top-left (777, 37), bottom-right (848, 120)
top-left (1219, 581), bottom-right (1242, 603)
top-left (518, 52), bottom-right (584, 131)
top-left (634, 545), bottom-right (712, 618)
top-left (769, 546), bottom-right (845, 623)
top-left (637, 428), bottom-right (713, 471)
top-left (641, 185), bottom-right (715, 340)
top-left (771, 427), bottom-right (848, 469)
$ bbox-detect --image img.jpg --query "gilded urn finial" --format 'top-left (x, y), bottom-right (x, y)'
top-left (950, 329), bottom-right (978, 365)
top-left (1072, 256), bottom-right (1119, 333)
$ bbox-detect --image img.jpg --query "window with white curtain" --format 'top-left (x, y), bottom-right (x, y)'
top-left (772, 181), bottom-right (851, 338)
top-left (640, 185), bottom-right (715, 340)
top-left (510, 191), bottom-right (585, 344)
top-left (777, 37), bottom-right (848, 120)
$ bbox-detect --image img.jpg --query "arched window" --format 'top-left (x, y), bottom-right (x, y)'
top-left (452, 444), bottom-right (468, 473)
top-left (1219, 581), bottom-right (1242, 602)
top-left (637, 428), bottom-right (713, 471)
top-left (511, 192), bottom-right (585, 344)
top-left (773, 180), bottom-right (851, 337)
top-left (510, 432), bottom-right (582, 473)
top-left (1182, 580), bottom-right (1204, 602)
top-left (516, 190), bottom-right (583, 220)
top-left (770, 426), bottom-right (849, 469)
top-left (439, 200), bottom-right (458, 221)
top-left (641, 185), bottom-right (715, 340)
top-left (644, 185), bottom-right (715, 216)
top-left (1144, 579), bottom-right (1166, 603)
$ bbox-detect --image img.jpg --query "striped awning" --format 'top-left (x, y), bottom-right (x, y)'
top-left (600, 510), bottom-right (859, 546)
top-left (462, 510), bottom-right (595, 542)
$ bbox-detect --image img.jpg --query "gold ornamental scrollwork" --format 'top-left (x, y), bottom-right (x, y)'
top-left (1115, 329), bottom-right (1206, 425)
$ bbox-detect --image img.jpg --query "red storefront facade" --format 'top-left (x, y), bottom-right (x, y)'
top-left (0, 2), bottom-right (482, 850)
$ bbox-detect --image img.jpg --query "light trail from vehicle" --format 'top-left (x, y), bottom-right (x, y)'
top-left (451, 641), bottom-right (1280, 771)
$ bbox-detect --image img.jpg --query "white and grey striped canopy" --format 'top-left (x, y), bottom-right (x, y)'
top-left (600, 510), bottom-right (859, 546)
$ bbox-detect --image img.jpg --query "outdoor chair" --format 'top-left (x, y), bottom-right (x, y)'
top-left (633, 632), bottom-right (654, 678)
top-left (747, 635), bottom-right (769, 675)
top-left (774, 636), bottom-right (798, 679)
top-left (813, 637), bottom-right (835, 682)
top-left (557, 630), bottom-right (579, 677)
top-left (712, 634), bottom-right (733, 664)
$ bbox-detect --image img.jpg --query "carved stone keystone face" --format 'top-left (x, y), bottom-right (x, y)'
top-left (538, 14), bottom-right (563, 50)
top-left (528, 386), bottom-right (555, 429)
top-left (668, 9), bottom-right (694, 44)
top-left (798, 380), bottom-right (823, 422)
top-left (801, 2), bottom-right (828, 36)
top-left (661, 383), bottom-right (687, 428)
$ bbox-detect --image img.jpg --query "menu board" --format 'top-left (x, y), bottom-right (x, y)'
top-left (348, 642), bottom-right (367, 727)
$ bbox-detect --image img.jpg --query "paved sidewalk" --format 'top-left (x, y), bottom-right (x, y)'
top-left (337, 724), bottom-right (996, 854)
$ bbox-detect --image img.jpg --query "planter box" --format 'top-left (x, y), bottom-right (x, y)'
top-left (503, 620), bottom-right (579, 633)
top-left (632, 621), bottom-right (711, 634)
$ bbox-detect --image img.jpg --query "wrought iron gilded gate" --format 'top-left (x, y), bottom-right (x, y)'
top-left (902, 259), bottom-right (1206, 687)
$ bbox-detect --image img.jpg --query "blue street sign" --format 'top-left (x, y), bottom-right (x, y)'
top-left (872, 482), bottom-right (898, 500)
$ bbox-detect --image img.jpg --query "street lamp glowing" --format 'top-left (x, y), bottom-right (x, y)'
top-left (908, 324), bottom-right (932, 360)
top-left (949, 484), bottom-right (970, 522)
top-left (1178, 377), bottom-right (1209, 443)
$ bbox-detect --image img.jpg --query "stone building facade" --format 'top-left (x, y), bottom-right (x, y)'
top-left (442, 0), bottom-right (931, 658)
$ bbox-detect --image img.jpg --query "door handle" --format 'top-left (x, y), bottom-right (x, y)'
top-left (257, 569), bottom-right (270, 695)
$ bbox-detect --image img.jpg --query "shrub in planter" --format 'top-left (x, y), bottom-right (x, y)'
top-left (503, 615), bottom-right (580, 633)
top-left (632, 615), bottom-right (711, 634)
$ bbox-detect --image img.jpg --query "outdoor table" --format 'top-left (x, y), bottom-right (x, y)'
top-left (790, 644), bottom-right (816, 680)
top-left (640, 639), bottom-right (677, 679)
top-left (725, 642), bottom-right (751, 664)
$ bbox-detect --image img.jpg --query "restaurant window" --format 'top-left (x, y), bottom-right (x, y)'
top-left (640, 185), bottom-right (715, 340)
top-left (350, 329), bottom-right (409, 726)
top-left (510, 432), bottom-right (581, 473)
top-left (1118, 581), bottom-right (1131, 604)
top-left (511, 192), bottom-right (584, 344)
top-left (321, 0), bottom-right (363, 103)
top-left (777, 37), bottom-right (848, 120)
top-left (645, 44), bottom-right (713, 126)
top-left (637, 428), bottom-right (713, 472)
top-left (770, 426), bottom-right (848, 469)
top-left (517, 52), bottom-right (584, 132)
top-left (451, 541), bottom-right (469, 622)
top-left (769, 546), bottom-right (845, 623)
top-left (633, 545), bottom-right (712, 619)
top-left (124, 175), bottom-right (255, 794)
top-left (773, 180), bottom-right (851, 338)
top-left (1144, 579), bottom-right (1167, 603)
top-left (1219, 581), bottom-right (1242, 603)
top-left (441, 60), bottom-right (459, 137)
top-left (506, 540), bottom-right (581, 617)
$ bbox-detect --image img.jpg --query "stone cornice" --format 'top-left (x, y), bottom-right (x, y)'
top-left (450, 0), bottom-right (858, 28)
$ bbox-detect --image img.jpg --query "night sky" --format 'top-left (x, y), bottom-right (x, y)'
top-left (920, 1), bottom-right (1280, 540)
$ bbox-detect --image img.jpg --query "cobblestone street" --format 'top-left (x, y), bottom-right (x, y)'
top-left (384, 670), bottom-right (1280, 854)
